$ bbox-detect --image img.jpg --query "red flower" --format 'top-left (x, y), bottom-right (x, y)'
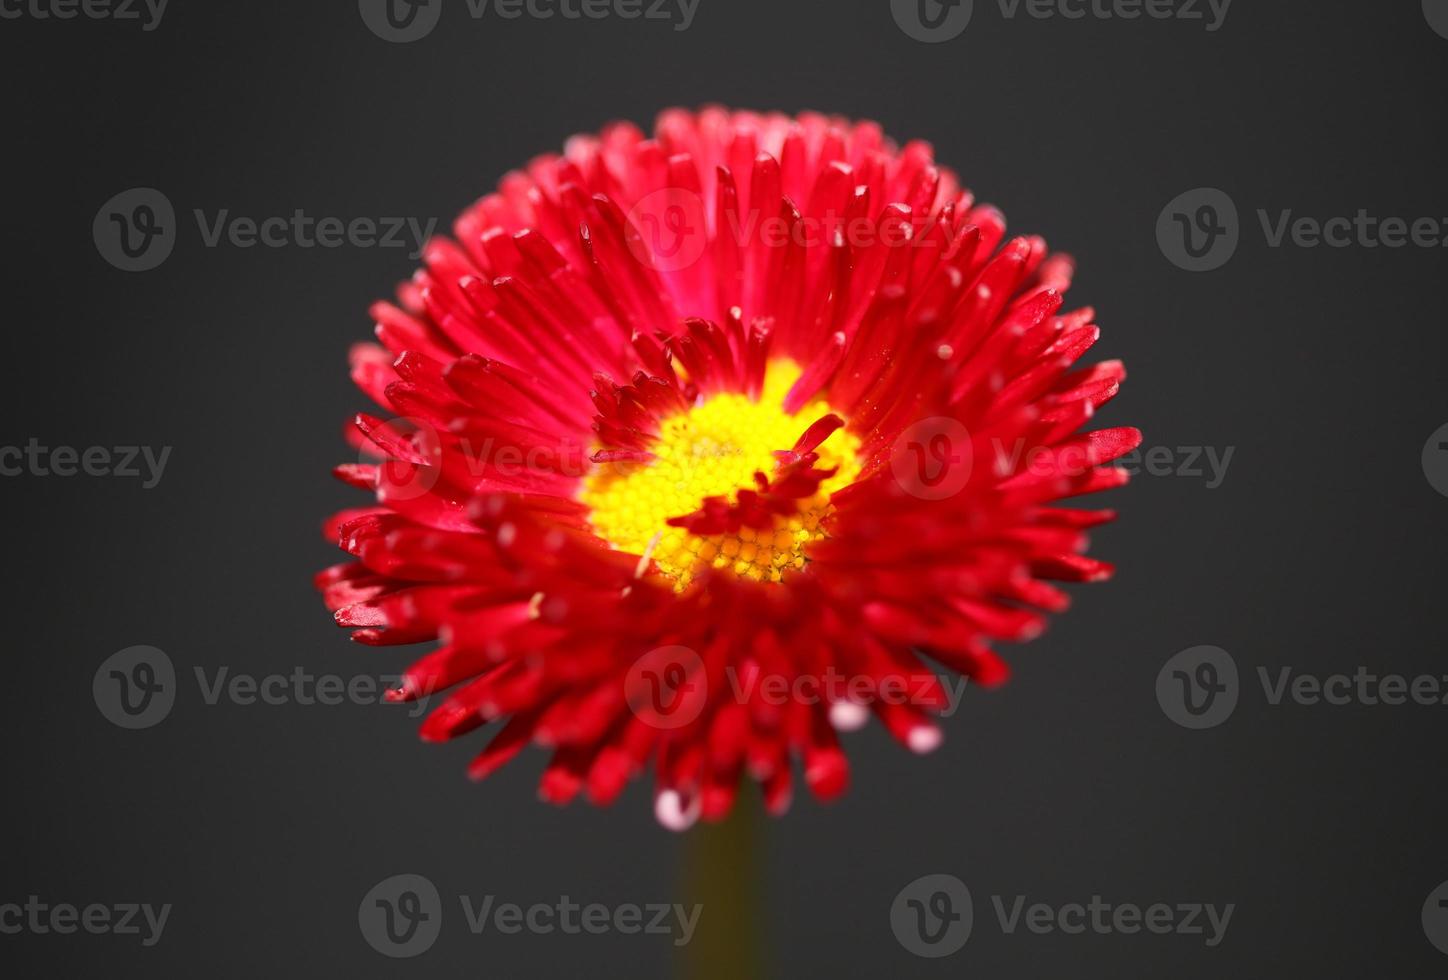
top-left (317, 107), bottom-right (1140, 828)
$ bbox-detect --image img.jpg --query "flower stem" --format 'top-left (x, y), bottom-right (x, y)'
top-left (679, 791), bottom-right (763, 980)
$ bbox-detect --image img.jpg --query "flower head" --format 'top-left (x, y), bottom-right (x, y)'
top-left (318, 107), bottom-right (1140, 828)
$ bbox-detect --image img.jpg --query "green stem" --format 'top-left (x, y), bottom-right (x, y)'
top-left (679, 790), bottom-right (763, 980)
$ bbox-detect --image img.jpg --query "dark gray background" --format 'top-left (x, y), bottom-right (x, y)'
top-left (3, 0), bottom-right (1446, 976)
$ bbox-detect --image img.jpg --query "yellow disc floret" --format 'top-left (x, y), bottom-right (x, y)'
top-left (580, 360), bottom-right (861, 590)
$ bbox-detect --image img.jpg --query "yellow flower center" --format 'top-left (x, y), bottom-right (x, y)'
top-left (580, 360), bottom-right (861, 590)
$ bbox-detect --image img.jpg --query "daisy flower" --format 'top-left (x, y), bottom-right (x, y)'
top-left (317, 107), bottom-right (1140, 829)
